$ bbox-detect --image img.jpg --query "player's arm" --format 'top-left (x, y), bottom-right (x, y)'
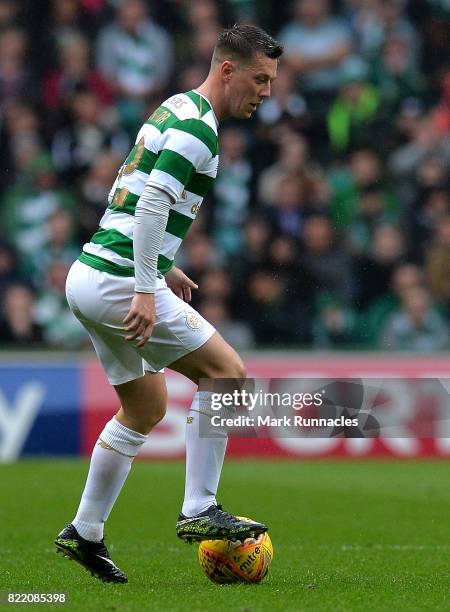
top-left (123, 183), bottom-right (172, 347)
top-left (145, 117), bottom-right (214, 298)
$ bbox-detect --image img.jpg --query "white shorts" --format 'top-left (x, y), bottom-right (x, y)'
top-left (66, 260), bottom-right (215, 385)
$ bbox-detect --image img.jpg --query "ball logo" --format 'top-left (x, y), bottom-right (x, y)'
top-left (240, 547), bottom-right (260, 571)
top-left (185, 312), bottom-right (203, 330)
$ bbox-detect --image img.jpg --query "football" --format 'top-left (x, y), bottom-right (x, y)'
top-left (198, 529), bottom-right (273, 584)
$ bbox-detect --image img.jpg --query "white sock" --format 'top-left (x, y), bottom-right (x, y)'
top-left (182, 391), bottom-right (228, 517)
top-left (72, 417), bottom-right (147, 541)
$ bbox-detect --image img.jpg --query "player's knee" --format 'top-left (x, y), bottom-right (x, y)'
top-left (210, 354), bottom-right (246, 379)
top-left (225, 355), bottom-right (246, 379)
top-left (145, 402), bottom-right (167, 431)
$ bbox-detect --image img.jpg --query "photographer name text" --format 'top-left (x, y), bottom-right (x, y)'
top-left (210, 415), bottom-right (358, 428)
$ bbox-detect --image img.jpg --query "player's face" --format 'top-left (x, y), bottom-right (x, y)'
top-left (227, 54), bottom-right (278, 119)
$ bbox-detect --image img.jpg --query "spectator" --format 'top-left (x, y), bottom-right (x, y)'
top-left (177, 63), bottom-right (209, 93)
top-left (25, 0), bottom-right (96, 81)
top-left (0, 241), bottom-right (25, 301)
top-left (380, 286), bottom-right (449, 351)
top-left (327, 56), bottom-right (380, 155)
top-left (372, 34), bottom-right (427, 118)
top-left (1, 103), bottom-right (44, 187)
top-left (353, 0), bottom-right (420, 68)
top-left (426, 215), bottom-right (450, 308)
top-left (0, 284), bottom-right (44, 346)
top-left (258, 132), bottom-right (327, 207)
top-left (229, 216), bottom-right (271, 282)
top-left (355, 224), bottom-right (406, 308)
top-left (189, 24), bottom-right (222, 68)
top-left (2, 153), bottom-right (76, 272)
top-left (213, 127), bottom-right (252, 256)
top-left (410, 157), bottom-right (449, 258)
top-left (42, 32), bottom-right (114, 117)
top-left (242, 268), bottom-right (311, 345)
top-left (268, 174), bottom-right (315, 238)
top-left (0, 0), bottom-right (20, 28)
top-left (198, 300), bottom-right (255, 350)
top-left (34, 261), bottom-right (88, 347)
top-left (346, 187), bottom-right (401, 257)
top-left (197, 268), bottom-right (232, 302)
top-left (279, 0), bottom-right (352, 110)
top-left (312, 292), bottom-right (356, 348)
top-left (432, 70), bottom-right (450, 136)
top-left (389, 116), bottom-right (450, 182)
top-left (96, 0), bottom-right (173, 134)
top-left (79, 150), bottom-right (122, 242)
top-left (330, 148), bottom-right (398, 233)
top-left (300, 214), bottom-right (354, 302)
top-left (185, 0), bottom-right (222, 32)
top-left (0, 27), bottom-right (34, 108)
top-left (179, 233), bottom-right (222, 281)
top-left (359, 262), bottom-right (425, 347)
top-left (51, 90), bottom-right (129, 183)
top-left (29, 209), bottom-right (80, 285)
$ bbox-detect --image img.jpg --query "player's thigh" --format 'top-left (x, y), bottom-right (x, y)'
top-left (82, 320), bottom-right (147, 385)
top-left (168, 331), bottom-right (246, 384)
top-left (136, 287), bottom-right (216, 372)
top-left (114, 372), bottom-right (168, 433)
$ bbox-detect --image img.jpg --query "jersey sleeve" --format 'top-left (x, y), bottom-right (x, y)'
top-left (146, 119), bottom-right (217, 202)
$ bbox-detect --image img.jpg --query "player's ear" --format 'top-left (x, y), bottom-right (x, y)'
top-left (220, 60), bottom-right (234, 82)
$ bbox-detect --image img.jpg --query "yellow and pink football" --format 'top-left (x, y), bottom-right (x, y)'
top-left (198, 525), bottom-right (273, 584)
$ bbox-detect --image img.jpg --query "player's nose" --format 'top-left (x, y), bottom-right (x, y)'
top-left (261, 82), bottom-right (271, 98)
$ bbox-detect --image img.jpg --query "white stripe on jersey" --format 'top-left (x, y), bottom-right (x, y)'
top-left (83, 242), bottom-right (134, 267)
top-left (99, 210), bottom-right (134, 239)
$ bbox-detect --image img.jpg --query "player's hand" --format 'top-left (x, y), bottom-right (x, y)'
top-left (165, 266), bottom-right (198, 302)
top-left (123, 292), bottom-right (156, 347)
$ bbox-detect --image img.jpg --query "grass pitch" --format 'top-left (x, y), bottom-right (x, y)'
top-left (1, 459), bottom-right (449, 611)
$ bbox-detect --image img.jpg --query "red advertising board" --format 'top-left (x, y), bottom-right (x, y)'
top-left (81, 355), bottom-right (450, 459)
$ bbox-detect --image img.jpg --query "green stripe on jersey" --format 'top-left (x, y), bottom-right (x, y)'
top-left (154, 149), bottom-right (194, 186)
top-left (173, 120), bottom-right (218, 156)
top-left (166, 209), bottom-right (193, 239)
top-left (186, 172), bottom-right (214, 197)
top-left (109, 189), bottom-right (139, 215)
top-left (79, 251), bottom-right (174, 276)
top-left (123, 142), bottom-right (158, 175)
top-left (146, 105), bottom-right (218, 156)
top-left (146, 106), bottom-right (178, 131)
top-left (79, 252), bottom-right (134, 276)
top-left (184, 91), bottom-right (211, 116)
top-left (92, 227), bottom-right (133, 260)
top-left (108, 171), bottom-right (212, 215)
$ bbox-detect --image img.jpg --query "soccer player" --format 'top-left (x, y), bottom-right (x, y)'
top-left (55, 24), bottom-right (282, 583)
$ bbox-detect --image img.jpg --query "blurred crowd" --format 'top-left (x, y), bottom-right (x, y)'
top-left (0, 0), bottom-right (450, 352)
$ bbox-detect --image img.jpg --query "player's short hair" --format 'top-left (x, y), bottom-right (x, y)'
top-left (213, 24), bottom-right (283, 66)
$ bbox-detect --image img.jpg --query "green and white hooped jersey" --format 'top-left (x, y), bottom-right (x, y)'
top-left (79, 90), bottom-right (219, 277)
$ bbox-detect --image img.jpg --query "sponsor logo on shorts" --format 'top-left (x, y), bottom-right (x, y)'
top-left (185, 311), bottom-right (203, 330)
top-left (186, 416), bottom-right (194, 424)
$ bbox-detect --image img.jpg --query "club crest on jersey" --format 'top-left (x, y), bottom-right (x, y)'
top-left (185, 311), bottom-right (203, 330)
